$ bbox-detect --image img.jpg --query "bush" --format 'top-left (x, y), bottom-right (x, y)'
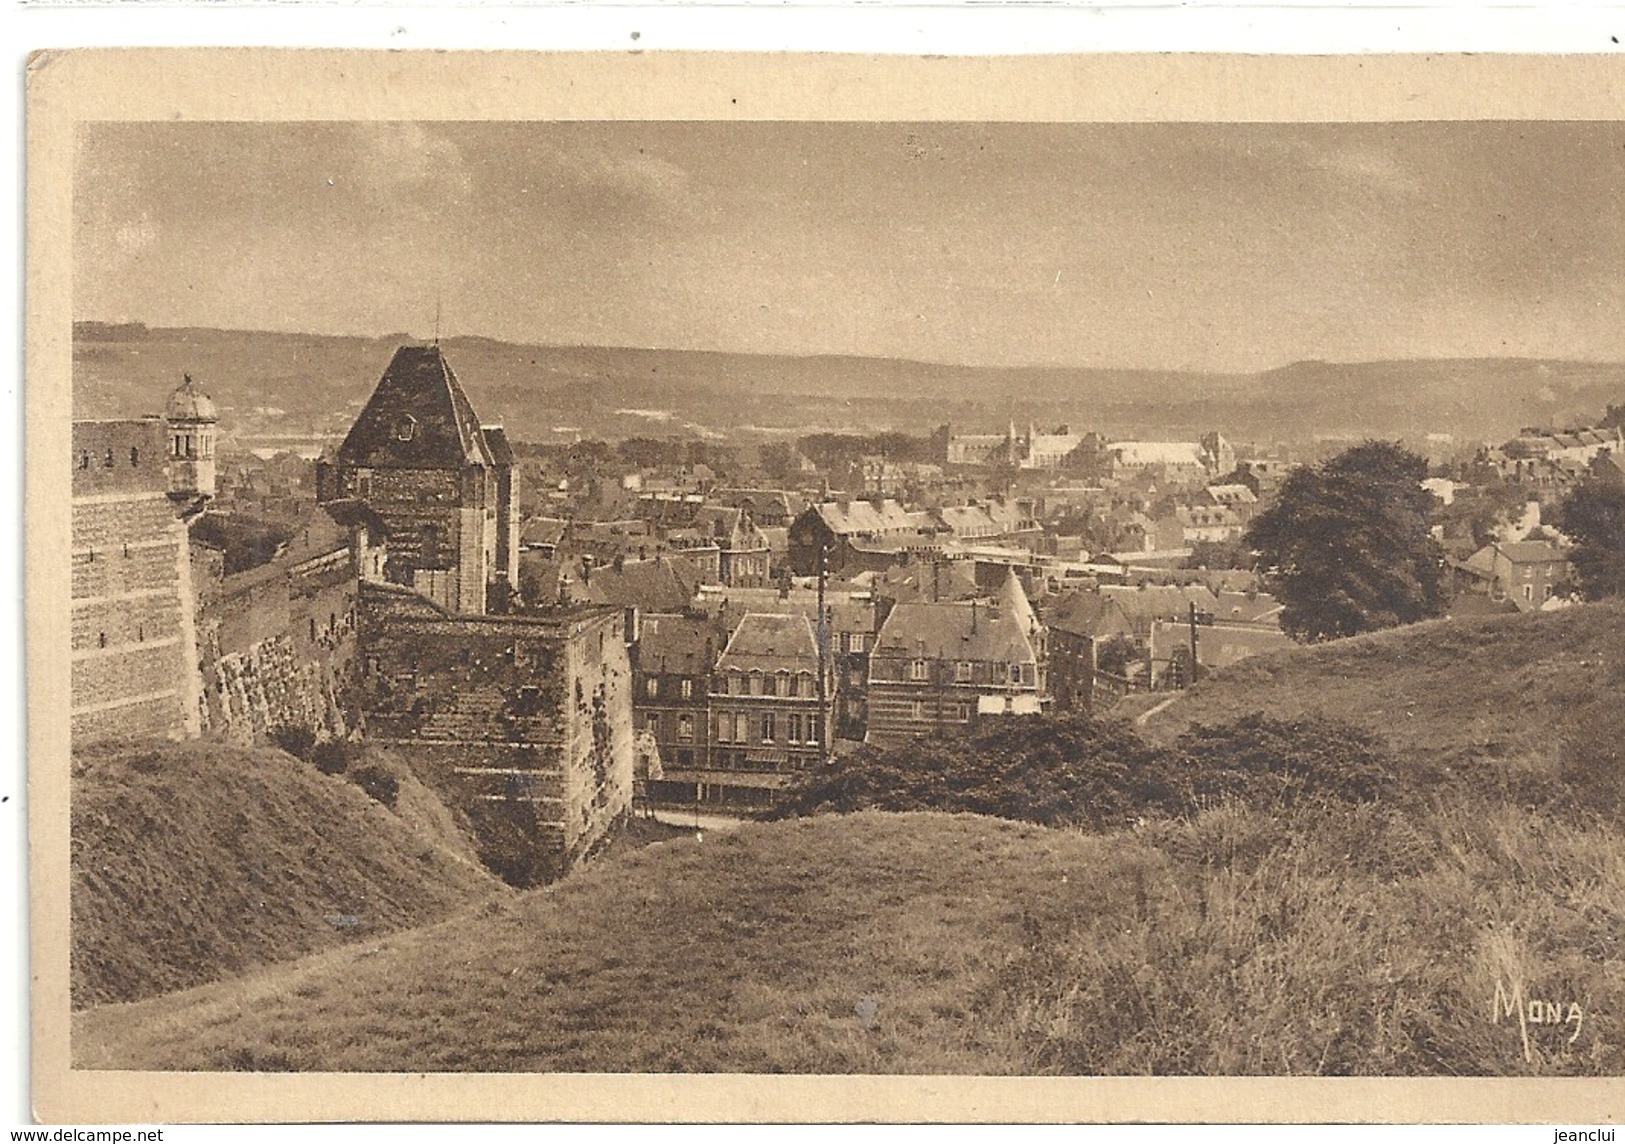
top-left (310, 738), bottom-right (363, 776)
top-left (777, 714), bottom-right (1183, 829)
top-left (350, 762), bottom-right (400, 809)
top-left (1170, 713), bottom-right (1404, 810)
top-left (776, 712), bottom-right (1408, 830)
top-left (267, 724), bottom-right (316, 761)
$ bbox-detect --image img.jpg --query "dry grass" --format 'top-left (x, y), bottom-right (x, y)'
top-left (70, 603), bottom-right (1625, 1073)
top-left (71, 739), bottom-right (506, 1008)
top-left (1139, 600), bottom-right (1625, 776)
top-left (74, 805), bottom-right (1625, 1074)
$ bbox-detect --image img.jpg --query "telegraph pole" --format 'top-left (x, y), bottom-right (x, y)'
top-left (1187, 600), bottom-right (1200, 689)
top-left (816, 540), bottom-right (830, 764)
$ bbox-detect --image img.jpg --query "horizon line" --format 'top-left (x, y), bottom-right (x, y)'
top-left (70, 318), bottom-right (1625, 378)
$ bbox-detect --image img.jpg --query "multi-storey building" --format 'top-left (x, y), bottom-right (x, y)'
top-left (630, 612), bottom-right (717, 794)
top-left (705, 612), bottom-right (832, 806)
top-left (865, 571), bottom-right (1045, 745)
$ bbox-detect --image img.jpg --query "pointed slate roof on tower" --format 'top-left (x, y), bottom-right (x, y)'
top-left (337, 345), bottom-right (495, 468)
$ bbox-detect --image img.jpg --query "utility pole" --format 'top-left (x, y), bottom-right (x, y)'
top-left (816, 540), bottom-right (830, 763)
top-left (1187, 600), bottom-right (1200, 689)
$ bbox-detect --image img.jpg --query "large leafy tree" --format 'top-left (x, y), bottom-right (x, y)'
top-left (1244, 441), bottom-right (1448, 642)
top-left (1555, 456), bottom-right (1625, 600)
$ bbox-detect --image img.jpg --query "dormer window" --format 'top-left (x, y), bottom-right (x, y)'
top-left (395, 415), bottom-right (417, 442)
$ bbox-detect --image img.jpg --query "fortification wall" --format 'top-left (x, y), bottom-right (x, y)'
top-left (355, 584), bottom-right (633, 880)
top-left (558, 609), bottom-right (636, 857)
top-left (197, 556), bottom-right (359, 744)
top-left (71, 420), bottom-right (200, 743)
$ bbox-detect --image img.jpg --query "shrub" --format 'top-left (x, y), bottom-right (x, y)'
top-left (267, 724), bottom-right (316, 761)
top-left (1171, 713), bottom-right (1405, 810)
top-left (777, 712), bottom-right (1408, 830)
top-left (350, 762), bottom-right (400, 809)
top-left (310, 738), bottom-right (362, 776)
top-left (777, 714), bottom-right (1185, 829)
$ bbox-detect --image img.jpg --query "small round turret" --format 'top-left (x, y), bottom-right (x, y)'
top-left (166, 373), bottom-right (218, 499)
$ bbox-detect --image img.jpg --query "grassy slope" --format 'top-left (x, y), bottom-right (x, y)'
top-left (1138, 600), bottom-right (1625, 774)
top-left (74, 807), bottom-right (1625, 1075)
top-left (71, 740), bottom-right (506, 1008)
top-left (71, 604), bottom-right (1625, 1073)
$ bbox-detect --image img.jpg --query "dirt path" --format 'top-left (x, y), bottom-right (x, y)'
top-left (1135, 696), bottom-right (1179, 726)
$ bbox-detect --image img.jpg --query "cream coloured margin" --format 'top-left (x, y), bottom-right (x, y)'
top-left (26, 49), bottom-right (1625, 1125)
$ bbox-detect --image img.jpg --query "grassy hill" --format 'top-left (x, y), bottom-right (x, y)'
top-left (70, 605), bottom-right (1625, 1074)
top-left (73, 804), bottom-right (1624, 1075)
top-left (1138, 599), bottom-right (1625, 786)
top-left (71, 740), bottom-right (506, 1008)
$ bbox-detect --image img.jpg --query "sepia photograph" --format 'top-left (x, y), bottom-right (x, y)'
top-left (25, 50), bottom-right (1625, 1123)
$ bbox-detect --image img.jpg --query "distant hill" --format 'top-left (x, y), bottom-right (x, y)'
top-left (72, 323), bottom-right (1625, 447)
top-left (71, 740), bottom-right (506, 1008)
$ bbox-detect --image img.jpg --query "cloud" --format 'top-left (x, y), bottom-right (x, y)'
top-left (541, 140), bottom-right (700, 218)
top-left (113, 214), bottom-right (156, 255)
top-left (345, 123), bottom-right (473, 205)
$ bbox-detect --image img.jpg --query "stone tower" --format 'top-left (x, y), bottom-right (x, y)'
top-left (165, 373), bottom-right (218, 500)
top-left (319, 344), bottom-right (518, 615)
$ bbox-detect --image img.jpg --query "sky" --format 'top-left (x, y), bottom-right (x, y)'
top-left (73, 120), bottom-right (1625, 373)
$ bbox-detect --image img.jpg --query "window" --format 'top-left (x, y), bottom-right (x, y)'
top-left (911, 700), bottom-right (926, 721)
top-left (680, 679), bottom-right (693, 700)
top-left (788, 714), bottom-right (803, 743)
top-left (1010, 663), bottom-right (1023, 684)
top-left (645, 677), bottom-right (659, 700)
top-left (717, 713), bottom-right (732, 742)
top-left (78, 451), bottom-right (89, 470)
top-left (1522, 584), bottom-right (1534, 602)
top-left (955, 660), bottom-right (972, 682)
top-left (750, 673), bottom-right (764, 696)
top-left (104, 449), bottom-right (116, 468)
top-left (735, 713), bottom-right (749, 742)
top-left (130, 446), bottom-right (140, 466)
top-left (910, 659), bottom-right (928, 681)
top-left (395, 415), bottom-right (417, 442)
top-left (806, 717), bottom-right (818, 745)
top-left (775, 673), bottom-right (790, 698)
top-left (677, 715), bottom-right (694, 742)
top-left (760, 714), bottom-right (776, 743)
top-left (957, 702), bottom-right (972, 722)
